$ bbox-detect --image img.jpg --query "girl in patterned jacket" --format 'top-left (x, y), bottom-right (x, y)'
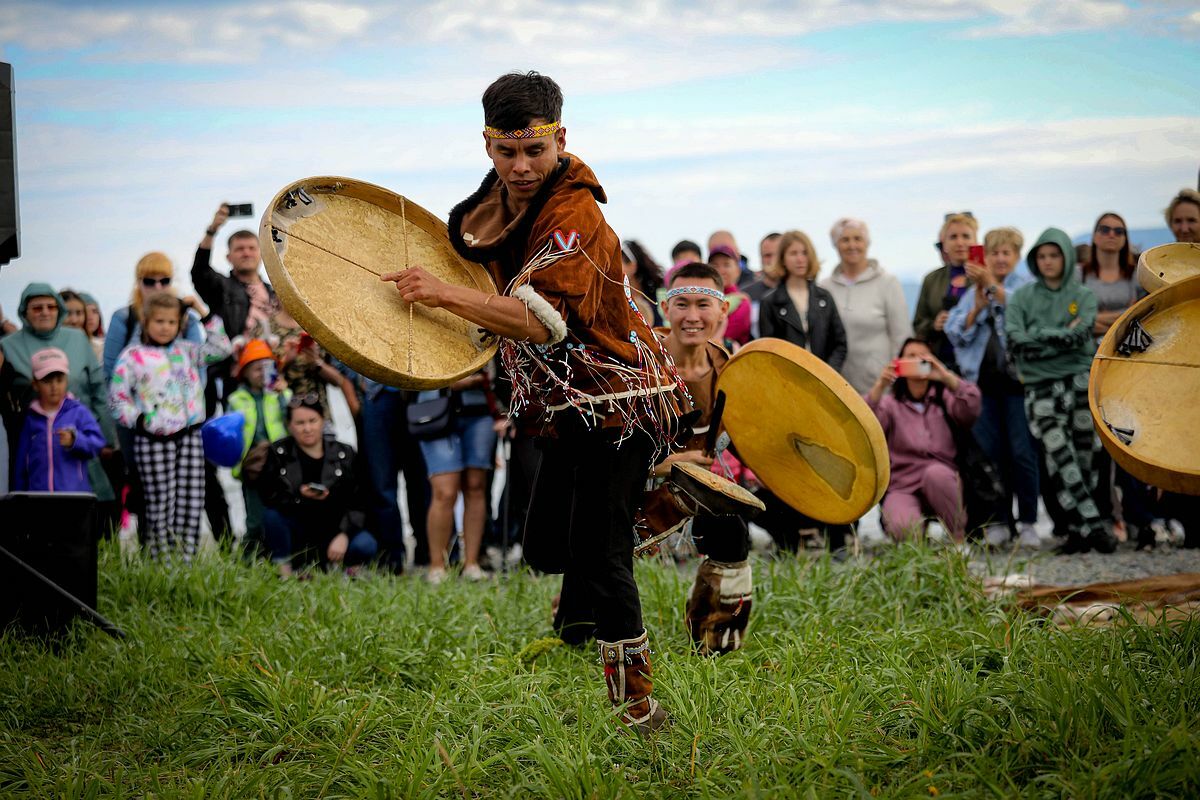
top-left (109, 293), bottom-right (232, 562)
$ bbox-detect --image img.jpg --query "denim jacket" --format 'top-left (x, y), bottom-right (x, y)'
top-left (945, 269), bottom-right (1034, 384)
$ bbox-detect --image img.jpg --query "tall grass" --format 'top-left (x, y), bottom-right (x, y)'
top-left (0, 543), bottom-right (1196, 798)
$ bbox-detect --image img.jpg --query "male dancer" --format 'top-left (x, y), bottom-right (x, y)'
top-left (636, 262), bottom-right (756, 656)
top-left (383, 72), bottom-right (742, 733)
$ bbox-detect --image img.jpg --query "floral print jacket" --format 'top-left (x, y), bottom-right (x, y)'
top-left (109, 316), bottom-right (232, 436)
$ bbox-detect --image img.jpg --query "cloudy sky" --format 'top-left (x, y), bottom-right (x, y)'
top-left (0, 0), bottom-right (1197, 324)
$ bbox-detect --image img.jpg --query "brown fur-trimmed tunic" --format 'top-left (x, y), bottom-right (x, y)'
top-left (449, 155), bottom-right (687, 447)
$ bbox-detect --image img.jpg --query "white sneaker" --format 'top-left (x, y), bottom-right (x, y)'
top-left (1017, 523), bottom-right (1041, 550)
top-left (462, 564), bottom-right (489, 581)
top-left (426, 567), bottom-right (447, 585)
top-left (984, 524), bottom-right (1011, 549)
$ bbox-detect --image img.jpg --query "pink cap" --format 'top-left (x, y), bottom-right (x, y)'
top-left (31, 347), bottom-right (69, 380)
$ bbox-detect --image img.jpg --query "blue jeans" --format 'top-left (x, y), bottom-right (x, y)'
top-left (419, 413), bottom-right (498, 476)
top-left (358, 389), bottom-right (430, 568)
top-left (973, 392), bottom-right (1039, 524)
top-left (262, 506), bottom-right (378, 568)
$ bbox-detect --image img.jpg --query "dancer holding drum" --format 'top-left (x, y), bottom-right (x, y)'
top-left (381, 72), bottom-right (759, 734)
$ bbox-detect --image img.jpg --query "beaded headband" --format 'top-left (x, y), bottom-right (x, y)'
top-left (666, 285), bottom-right (726, 301)
top-left (483, 121), bottom-right (561, 140)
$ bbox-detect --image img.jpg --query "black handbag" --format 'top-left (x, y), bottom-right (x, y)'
top-left (406, 390), bottom-right (455, 440)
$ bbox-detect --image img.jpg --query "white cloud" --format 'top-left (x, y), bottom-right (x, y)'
top-left (2, 0), bottom-right (1197, 69)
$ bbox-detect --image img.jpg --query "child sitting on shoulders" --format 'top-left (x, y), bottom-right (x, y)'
top-left (227, 338), bottom-right (290, 552)
top-left (14, 347), bottom-right (106, 492)
top-left (109, 293), bottom-right (232, 563)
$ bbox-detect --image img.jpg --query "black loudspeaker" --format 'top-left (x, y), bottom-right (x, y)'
top-left (0, 62), bottom-right (18, 266)
top-left (0, 492), bottom-right (97, 636)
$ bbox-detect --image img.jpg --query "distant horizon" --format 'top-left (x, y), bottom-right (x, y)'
top-left (1, 0), bottom-right (1197, 325)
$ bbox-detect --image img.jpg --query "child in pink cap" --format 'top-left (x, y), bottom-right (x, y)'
top-left (13, 347), bottom-right (106, 492)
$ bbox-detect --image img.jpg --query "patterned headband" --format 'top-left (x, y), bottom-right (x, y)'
top-left (666, 285), bottom-right (726, 301)
top-left (483, 121), bottom-right (561, 140)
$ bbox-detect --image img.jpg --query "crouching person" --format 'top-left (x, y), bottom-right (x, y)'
top-left (257, 396), bottom-right (376, 575)
top-left (635, 262), bottom-right (763, 656)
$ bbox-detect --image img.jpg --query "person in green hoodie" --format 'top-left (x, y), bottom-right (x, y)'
top-left (1, 283), bottom-right (117, 524)
top-left (1005, 229), bottom-right (1115, 554)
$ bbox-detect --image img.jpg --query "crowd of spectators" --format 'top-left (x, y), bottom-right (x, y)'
top-left (2, 188), bottom-right (1198, 574)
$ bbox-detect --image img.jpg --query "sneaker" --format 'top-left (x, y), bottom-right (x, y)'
top-left (984, 524), bottom-right (1011, 549)
top-left (462, 564), bottom-right (489, 581)
top-left (1017, 523), bottom-right (1041, 550)
top-left (426, 567), bottom-right (447, 585)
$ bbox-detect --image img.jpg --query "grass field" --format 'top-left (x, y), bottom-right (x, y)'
top-left (1, 544), bottom-right (1197, 799)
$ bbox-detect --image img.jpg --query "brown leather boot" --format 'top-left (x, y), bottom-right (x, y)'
top-left (597, 630), bottom-right (669, 734)
top-left (685, 558), bottom-right (752, 656)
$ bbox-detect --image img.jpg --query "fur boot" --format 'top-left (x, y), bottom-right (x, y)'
top-left (597, 630), bottom-right (668, 734)
top-left (685, 558), bottom-right (752, 655)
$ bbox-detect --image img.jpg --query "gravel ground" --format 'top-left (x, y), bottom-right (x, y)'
top-left (967, 541), bottom-right (1200, 585)
top-left (746, 506), bottom-right (1200, 587)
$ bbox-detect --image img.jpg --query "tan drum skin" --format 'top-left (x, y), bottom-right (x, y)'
top-left (260, 176), bottom-right (498, 390)
top-left (1090, 273), bottom-right (1200, 495)
top-left (716, 338), bottom-right (889, 524)
top-left (1137, 242), bottom-right (1200, 294)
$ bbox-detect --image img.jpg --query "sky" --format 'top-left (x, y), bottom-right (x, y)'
top-left (0, 0), bottom-right (1198, 325)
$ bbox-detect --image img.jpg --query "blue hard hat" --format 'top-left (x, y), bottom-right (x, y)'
top-left (201, 412), bottom-right (246, 468)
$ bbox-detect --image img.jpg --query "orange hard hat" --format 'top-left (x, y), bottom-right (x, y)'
top-left (234, 338), bottom-right (275, 377)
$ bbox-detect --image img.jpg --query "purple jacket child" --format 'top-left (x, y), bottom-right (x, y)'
top-left (13, 347), bottom-right (107, 493)
top-left (14, 395), bottom-right (106, 493)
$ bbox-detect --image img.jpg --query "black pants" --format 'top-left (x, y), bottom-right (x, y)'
top-left (754, 487), bottom-right (850, 552)
top-left (523, 430), bottom-right (653, 645)
top-left (203, 369), bottom-right (233, 543)
top-left (692, 514), bottom-right (750, 562)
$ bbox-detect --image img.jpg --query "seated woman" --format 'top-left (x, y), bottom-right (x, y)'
top-left (865, 338), bottom-right (981, 543)
top-left (257, 395), bottom-right (377, 575)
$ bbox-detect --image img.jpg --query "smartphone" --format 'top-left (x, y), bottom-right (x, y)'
top-left (304, 482), bottom-right (329, 495)
top-left (893, 358), bottom-right (932, 378)
top-left (968, 244), bottom-right (986, 264)
top-left (226, 203), bottom-right (254, 218)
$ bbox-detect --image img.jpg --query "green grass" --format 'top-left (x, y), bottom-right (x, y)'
top-left (0, 544), bottom-right (1197, 799)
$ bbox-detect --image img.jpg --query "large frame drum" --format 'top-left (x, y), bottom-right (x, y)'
top-left (260, 177), bottom-right (498, 389)
top-left (716, 339), bottom-right (889, 524)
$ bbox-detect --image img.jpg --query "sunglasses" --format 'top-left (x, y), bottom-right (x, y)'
top-left (287, 392), bottom-right (322, 409)
top-left (1096, 224), bottom-right (1126, 236)
top-left (141, 276), bottom-right (171, 288)
top-left (943, 211), bottom-right (974, 220)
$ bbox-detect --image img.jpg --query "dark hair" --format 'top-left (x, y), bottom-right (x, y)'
top-left (1081, 211), bottom-right (1135, 280)
top-left (668, 262), bottom-right (724, 290)
top-left (621, 240), bottom-right (664, 298)
top-left (58, 289), bottom-right (84, 307)
top-left (286, 393), bottom-right (325, 423)
top-left (227, 230), bottom-right (258, 250)
top-left (481, 71), bottom-right (563, 131)
top-left (891, 337), bottom-right (942, 403)
top-left (760, 232), bottom-right (781, 244)
top-left (671, 240), bottom-right (702, 263)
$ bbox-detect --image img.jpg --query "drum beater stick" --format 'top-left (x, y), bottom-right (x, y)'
top-left (400, 195), bottom-right (414, 374)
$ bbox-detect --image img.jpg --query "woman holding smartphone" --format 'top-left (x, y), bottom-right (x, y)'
top-left (258, 395), bottom-right (377, 575)
top-left (865, 338), bottom-right (981, 543)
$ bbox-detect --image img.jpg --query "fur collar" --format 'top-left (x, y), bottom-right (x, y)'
top-left (446, 157), bottom-right (572, 265)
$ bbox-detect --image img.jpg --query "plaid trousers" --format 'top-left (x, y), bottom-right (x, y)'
top-left (1024, 372), bottom-right (1105, 538)
top-left (132, 429), bottom-right (206, 563)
